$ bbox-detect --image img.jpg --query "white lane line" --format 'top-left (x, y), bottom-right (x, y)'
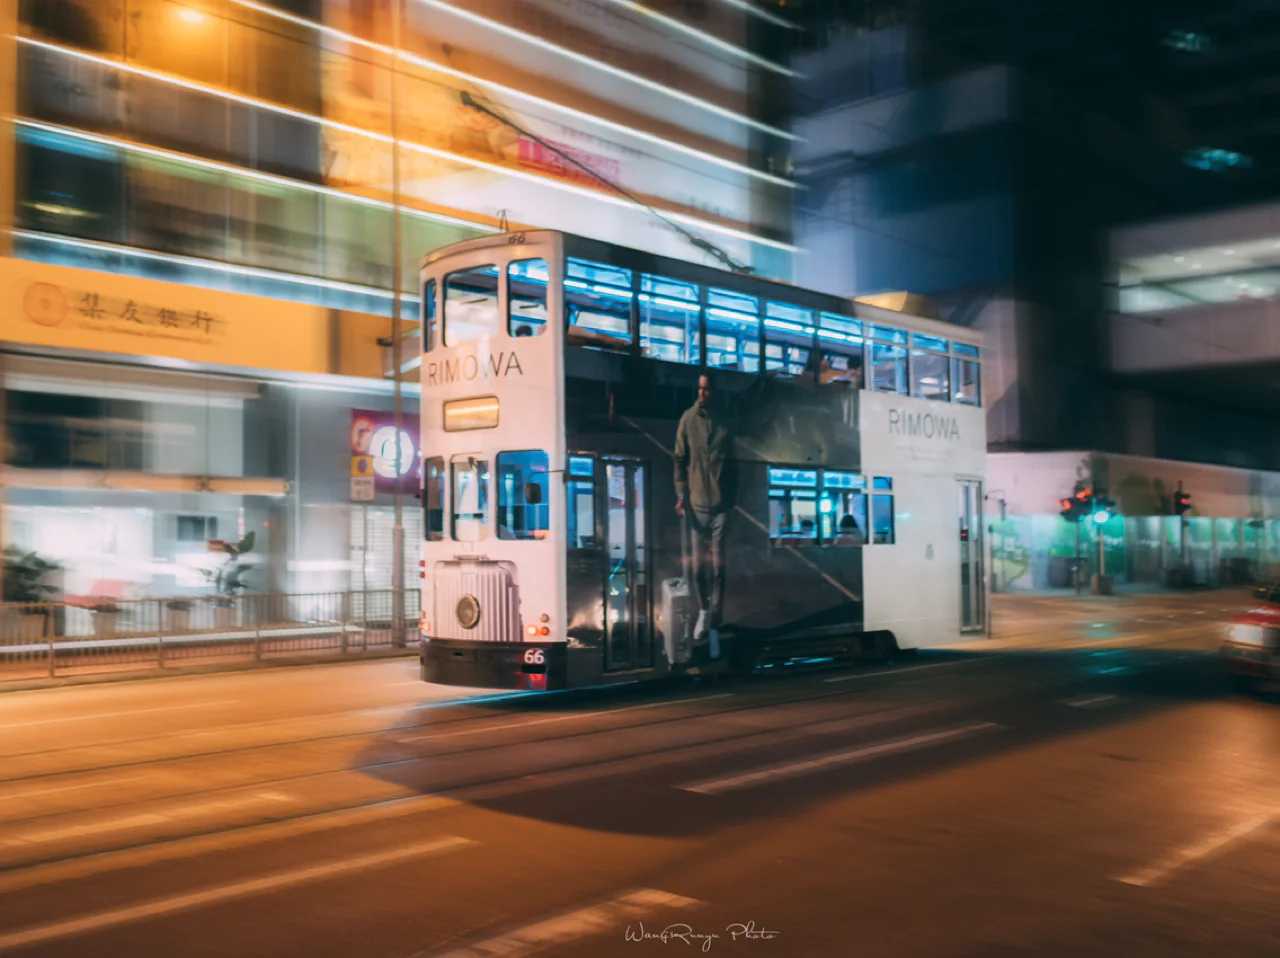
top-left (402, 693), bottom-right (734, 743)
top-left (0, 700), bottom-right (242, 730)
top-left (1116, 812), bottom-right (1276, 888)
top-left (1, 775), bottom-right (148, 803)
top-left (823, 658), bottom-right (987, 683)
top-left (679, 722), bottom-right (1001, 795)
top-left (0, 835), bottom-right (475, 952)
top-left (430, 888), bottom-right (702, 958)
top-left (1062, 694), bottom-right (1120, 709)
top-left (3, 791), bottom-right (297, 847)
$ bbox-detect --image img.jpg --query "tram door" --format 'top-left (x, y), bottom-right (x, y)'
top-left (958, 479), bottom-right (985, 632)
top-left (603, 459), bottom-right (651, 671)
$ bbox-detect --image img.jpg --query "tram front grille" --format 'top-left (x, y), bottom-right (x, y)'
top-left (432, 558), bottom-right (521, 643)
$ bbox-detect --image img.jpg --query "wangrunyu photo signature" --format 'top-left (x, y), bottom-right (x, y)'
top-left (624, 921), bottom-right (782, 952)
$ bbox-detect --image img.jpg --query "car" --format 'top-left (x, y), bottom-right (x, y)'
top-left (1221, 585), bottom-right (1280, 688)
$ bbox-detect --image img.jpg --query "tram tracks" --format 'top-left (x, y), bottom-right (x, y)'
top-left (0, 629), bottom-right (1217, 877)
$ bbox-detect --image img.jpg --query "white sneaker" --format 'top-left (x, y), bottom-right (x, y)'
top-left (708, 627), bottom-right (720, 660)
top-left (694, 610), bottom-right (709, 641)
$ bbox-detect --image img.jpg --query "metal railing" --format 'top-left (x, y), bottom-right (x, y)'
top-left (0, 589), bottom-right (420, 681)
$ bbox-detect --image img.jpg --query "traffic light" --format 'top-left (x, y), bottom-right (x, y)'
top-left (1092, 496), bottom-right (1116, 525)
top-left (1059, 483), bottom-right (1094, 522)
top-left (1173, 485), bottom-right (1192, 516)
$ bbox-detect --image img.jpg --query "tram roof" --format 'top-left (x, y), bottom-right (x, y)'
top-left (422, 230), bottom-right (981, 349)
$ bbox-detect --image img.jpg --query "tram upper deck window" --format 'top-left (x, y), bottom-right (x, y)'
top-left (424, 456), bottom-right (445, 541)
top-left (565, 257), bottom-right (633, 350)
top-left (871, 476), bottom-right (895, 545)
top-left (567, 455), bottom-right (596, 549)
top-left (508, 258), bottom-right (548, 338)
top-left (444, 264), bottom-right (500, 346)
top-left (817, 312), bottom-right (864, 386)
top-left (953, 342), bottom-right (981, 405)
top-left (764, 302), bottom-right (815, 378)
top-left (869, 325), bottom-right (908, 394)
top-left (821, 471), bottom-right (867, 545)
top-left (911, 333), bottom-right (950, 401)
top-left (422, 279), bottom-right (437, 353)
top-left (768, 467), bottom-right (818, 543)
top-left (497, 450), bottom-right (549, 540)
top-left (705, 288), bottom-right (760, 372)
top-left (451, 455), bottom-right (489, 542)
top-left (639, 274), bottom-right (701, 364)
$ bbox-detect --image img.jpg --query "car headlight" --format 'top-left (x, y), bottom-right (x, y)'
top-left (1228, 624), bottom-right (1265, 647)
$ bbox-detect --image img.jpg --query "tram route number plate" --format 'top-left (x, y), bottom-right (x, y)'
top-left (350, 476), bottom-right (375, 502)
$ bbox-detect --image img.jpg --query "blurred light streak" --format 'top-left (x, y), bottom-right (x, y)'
top-left (604, 0), bottom-right (796, 76)
top-left (16, 118), bottom-right (490, 232)
top-left (17, 37), bottom-right (797, 252)
top-left (227, 0), bottom-right (798, 186)
top-left (413, 0), bottom-right (799, 140)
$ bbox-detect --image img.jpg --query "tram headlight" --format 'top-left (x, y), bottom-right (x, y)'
top-left (456, 594), bottom-right (481, 630)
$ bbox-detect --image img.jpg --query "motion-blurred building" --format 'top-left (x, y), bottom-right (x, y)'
top-left (0, 0), bottom-right (794, 599)
top-left (791, 0), bottom-right (1280, 590)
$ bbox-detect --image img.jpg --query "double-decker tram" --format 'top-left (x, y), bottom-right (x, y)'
top-left (417, 230), bottom-right (987, 690)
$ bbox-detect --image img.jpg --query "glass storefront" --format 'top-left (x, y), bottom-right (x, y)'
top-left (2, 359), bottom-right (421, 603)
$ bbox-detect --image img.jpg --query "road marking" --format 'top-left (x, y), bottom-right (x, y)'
top-left (679, 722), bottom-right (1001, 795)
top-left (0, 835), bottom-right (475, 952)
top-left (1116, 812), bottom-right (1276, 888)
top-left (1062, 694), bottom-right (1119, 709)
top-left (823, 658), bottom-right (987, 683)
top-left (0, 700), bottom-right (242, 731)
top-left (403, 693), bottom-right (733, 743)
top-left (429, 888), bottom-right (702, 958)
top-left (1, 775), bottom-right (148, 803)
top-left (3, 791), bottom-right (296, 847)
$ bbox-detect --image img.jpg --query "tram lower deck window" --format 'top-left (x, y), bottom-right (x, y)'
top-left (497, 450), bottom-right (549, 540)
top-left (871, 476), bottom-right (895, 545)
top-left (424, 456), bottom-right (444, 541)
top-left (768, 467), bottom-right (818, 542)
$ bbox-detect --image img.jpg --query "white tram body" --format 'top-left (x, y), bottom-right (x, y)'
top-left (417, 231), bottom-right (987, 690)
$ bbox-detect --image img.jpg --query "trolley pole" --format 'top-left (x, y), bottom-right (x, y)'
top-left (389, 0), bottom-right (406, 645)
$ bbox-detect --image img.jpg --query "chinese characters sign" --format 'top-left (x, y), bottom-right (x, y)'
top-left (24, 282), bottom-right (224, 344)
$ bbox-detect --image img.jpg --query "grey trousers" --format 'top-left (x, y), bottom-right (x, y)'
top-left (687, 508), bottom-right (727, 627)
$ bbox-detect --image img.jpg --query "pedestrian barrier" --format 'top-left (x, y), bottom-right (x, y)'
top-left (0, 589), bottom-right (420, 681)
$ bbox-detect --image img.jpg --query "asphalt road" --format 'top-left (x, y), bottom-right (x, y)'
top-left (0, 590), bottom-right (1274, 957)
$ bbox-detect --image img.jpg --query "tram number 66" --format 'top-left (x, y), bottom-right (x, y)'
top-left (522, 648), bottom-right (545, 666)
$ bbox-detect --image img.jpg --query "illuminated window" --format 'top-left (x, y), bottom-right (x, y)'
top-left (639, 274), bottom-right (701, 364)
top-left (764, 301), bottom-right (815, 378)
top-left (705, 287), bottom-right (759, 372)
top-left (817, 312), bottom-right (864, 386)
top-left (508, 258), bottom-right (548, 338)
top-left (451, 455), bottom-right (489, 542)
top-left (910, 333), bottom-right (949, 401)
top-left (567, 455), bottom-right (597, 549)
top-left (820, 472), bottom-right (867, 546)
top-left (445, 264), bottom-right (500, 345)
top-left (497, 450), bottom-right (549, 540)
top-left (767, 467), bottom-right (818, 542)
top-left (952, 343), bottom-right (980, 405)
top-left (565, 257), bottom-right (632, 349)
top-left (422, 279), bottom-right (437, 353)
top-left (870, 325), bottom-right (908, 394)
top-left (872, 476), bottom-right (895, 545)
top-left (424, 457), bottom-right (444, 541)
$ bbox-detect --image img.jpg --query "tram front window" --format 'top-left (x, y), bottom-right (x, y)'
top-left (451, 455), bottom-right (490, 542)
top-left (445, 265), bottom-right (500, 345)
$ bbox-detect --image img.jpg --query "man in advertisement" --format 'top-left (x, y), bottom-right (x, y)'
top-left (674, 374), bottom-right (733, 658)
